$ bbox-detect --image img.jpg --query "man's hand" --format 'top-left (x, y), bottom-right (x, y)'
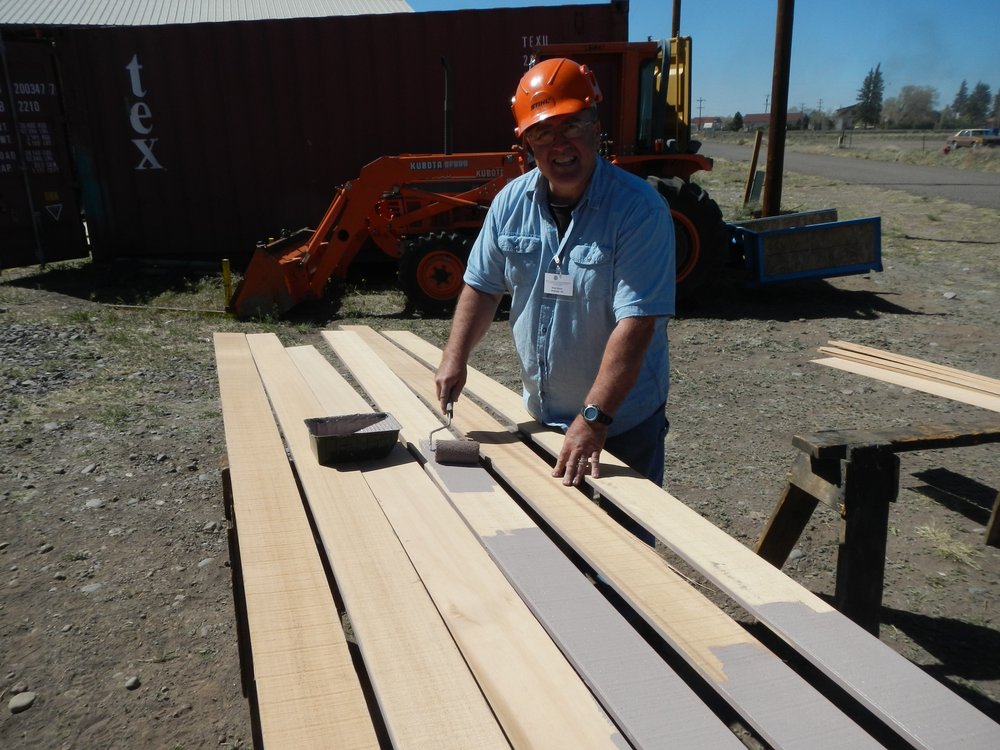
top-left (434, 359), bottom-right (466, 414)
top-left (552, 416), bottom-right (608, 486)
top-left (435, 286), bottom-right (503, 414)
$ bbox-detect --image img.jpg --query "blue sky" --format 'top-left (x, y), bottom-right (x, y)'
top-left (406, 0), bottom-right (999, 118)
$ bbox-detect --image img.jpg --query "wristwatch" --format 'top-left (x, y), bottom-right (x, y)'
top-left (581, 403), bottom-right (613, 425)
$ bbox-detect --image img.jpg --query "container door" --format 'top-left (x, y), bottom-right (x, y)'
top-left (0, 36), bottom-right (87, 268)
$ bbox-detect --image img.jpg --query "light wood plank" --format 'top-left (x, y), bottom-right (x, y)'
top-left (292, 342), bottom-right (628, 750)
top-left (818, 346), bottom-right (1000, 397)
top-left (245, 333), bottom-right (509, 750)
top-left (383, 328), bottom-right (1000, 750)
top-left (322, 332), bottom-right (744, 750)
top-left (825, 340), bottom-right (1000, 392)
top-left (213, 333), bottom-right (379, 750)
top-left (334, 328), bottom-right (882, 750)
top-left (813, 357), bottom-right (1000, 412)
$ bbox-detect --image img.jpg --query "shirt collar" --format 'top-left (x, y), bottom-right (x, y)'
top-left (525, 157), bottom-right (608, 212)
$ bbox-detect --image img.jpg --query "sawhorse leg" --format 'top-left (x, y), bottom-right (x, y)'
top-left (755, 483), bottom-right (819, 567)
top-left (835, 448), bottom-right (899, 636)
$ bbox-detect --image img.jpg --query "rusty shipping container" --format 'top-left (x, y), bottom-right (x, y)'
top-left (41, 3), bottom-right (628, 266)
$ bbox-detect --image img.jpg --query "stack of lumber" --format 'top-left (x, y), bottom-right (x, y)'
top-left (814, 340), bottom-right (1000, 412)
top-left (214, 328), bottom-right (1000, 749)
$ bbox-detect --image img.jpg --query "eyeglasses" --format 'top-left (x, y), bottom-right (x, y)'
top-left (524, 115), bottom-right (597, 147)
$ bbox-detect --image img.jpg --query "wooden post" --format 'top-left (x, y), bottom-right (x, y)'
top-left (742, 129), bottom-right (764, 207)
top-left (835, 447), bottom-right (899, 635)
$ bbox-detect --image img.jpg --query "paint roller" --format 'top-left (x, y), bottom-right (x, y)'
top-left (428, 398), bottom-right (480, 466)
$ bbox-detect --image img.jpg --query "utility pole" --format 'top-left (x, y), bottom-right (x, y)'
top-left (762, 0), bottom-right (794, 218)
top-left (697, 97), bottom-right (705, 128)
top-left (764, 94), bottom-right (770, 113)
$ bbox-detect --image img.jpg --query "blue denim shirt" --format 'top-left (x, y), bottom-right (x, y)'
top-left (464, 157), bottom-right (675, 436)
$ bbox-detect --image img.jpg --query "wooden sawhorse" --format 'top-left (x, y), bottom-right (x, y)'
top-left (755, 419), bottom-right (1000, 634)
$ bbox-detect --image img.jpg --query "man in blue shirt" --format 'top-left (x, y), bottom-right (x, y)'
top-left (435, 58), bottom-right (675, 513)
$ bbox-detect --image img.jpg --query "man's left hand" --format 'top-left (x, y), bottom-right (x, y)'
top-left (553, 417), bottom-right (607, 486)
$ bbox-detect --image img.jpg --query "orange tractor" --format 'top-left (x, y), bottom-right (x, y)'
top-left (229, 37), bottom-right (725, 318)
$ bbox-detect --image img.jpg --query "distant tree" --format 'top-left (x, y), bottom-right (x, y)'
top-left (729, 111), bottom-right (744, 131)
top-left (884, 85), bottom-right (938, 129)
top-left (992, 91), bottom-right (1000, 125)
top-left (856, 64), bottom-right (885, 127)
top-left (952, 80), bottom-right (969, 117)
top-left (961, 81), bottom-right (992, 125)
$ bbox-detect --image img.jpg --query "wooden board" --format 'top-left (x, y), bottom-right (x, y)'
top-left (213, 333), bottom-right (379, 749)
top-left (825, 340), bottom-right (1000, 393)
top-left (381, 328), bottom-right (1000, 750)
top-left (818, 345), bottom-right (1000, 397)
top-left (244, 333), bottom-right (510, 750)
top-left (332, 327), bottom-right (884, 750)
top-left (813, 357), bottom-right (1000, 412)
top-left (288, 343), bottom-right (628, 750)
top-left (322, 331), bottom-right (745, 750)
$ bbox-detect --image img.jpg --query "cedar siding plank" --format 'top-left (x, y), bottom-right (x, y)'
top-left (813, 357), bottom-right (1000, 412)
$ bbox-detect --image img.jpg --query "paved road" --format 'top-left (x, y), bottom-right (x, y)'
top-left (699, 142), bottom-right (1000, 210)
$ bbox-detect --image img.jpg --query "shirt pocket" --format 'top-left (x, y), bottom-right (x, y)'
top-left (499, 234), bottom-right (541, 289)
top-left (568, 242), bottom-right (612, 301)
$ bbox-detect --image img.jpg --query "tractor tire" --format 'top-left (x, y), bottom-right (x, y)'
top-left (399, 231), bottom-right (472, 313)
top-left (646, 176), bottom-right (726, 303)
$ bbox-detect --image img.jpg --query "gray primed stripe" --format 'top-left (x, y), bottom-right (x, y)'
top-left (757, 601), bottom-right (1000, 749)
top-left (480, 524), bottom-right (745, 750)
top-left (419, 440), bottom-right (495, 492)
top-left (709, 642), bottom-right (883, 749)
top-left (427, 433), bottom-right (881, 748)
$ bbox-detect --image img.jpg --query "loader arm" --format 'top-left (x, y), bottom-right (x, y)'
top-left (229, 152), bottom-right (522, 318)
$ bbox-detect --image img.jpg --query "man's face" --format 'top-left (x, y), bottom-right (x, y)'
top-left (523, 110), bottom-right (600, 204)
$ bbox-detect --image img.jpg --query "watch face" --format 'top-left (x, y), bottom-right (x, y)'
top-left (583, 405), bottom-right (598, 421)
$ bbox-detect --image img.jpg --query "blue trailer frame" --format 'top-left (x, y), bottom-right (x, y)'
top-left (727, 210), bottom-right (882, 285)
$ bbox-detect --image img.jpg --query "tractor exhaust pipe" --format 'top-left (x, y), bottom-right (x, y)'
top-left (442, 57), bottom-right (453, 155)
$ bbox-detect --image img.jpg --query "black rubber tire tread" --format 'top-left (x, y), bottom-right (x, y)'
top-left (399, 231), bottom-right (472, 313)
top-left (646, 176), bottom-right (726, 302)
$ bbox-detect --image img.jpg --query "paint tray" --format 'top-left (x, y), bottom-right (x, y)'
top-left (304, 412), bottom-right (401, 464)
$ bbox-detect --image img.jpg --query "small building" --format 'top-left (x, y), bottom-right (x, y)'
top-left (692, 116), bottom-right (723, 131)
top-left (741, 111), bottom-right (807, 130)
top-left (833, 105), bottom-right (859, 131)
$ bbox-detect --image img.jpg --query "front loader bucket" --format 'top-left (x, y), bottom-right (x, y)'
top-left (228, 245), bottom-right (314, 319)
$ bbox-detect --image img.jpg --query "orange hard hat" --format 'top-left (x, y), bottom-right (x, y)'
top-left (511, 58), bottom-right (603, 138)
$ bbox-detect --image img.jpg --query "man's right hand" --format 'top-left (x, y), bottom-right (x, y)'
top-left (435, 285), bottom-right (503, 414)
top-left (434, 359), bottom-right (466, 414)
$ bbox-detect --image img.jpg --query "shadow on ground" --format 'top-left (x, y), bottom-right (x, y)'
top-left (4, 258), bottom-right (924, 325)
top-left (676, 273), bottom-right (927, 323)
top-left (880, 606), bottom-right (1000, 721)
top-left (909, 468), bottom-right (998, 528)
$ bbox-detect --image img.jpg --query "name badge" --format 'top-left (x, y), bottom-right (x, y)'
top-left (544, 272), bottom-right (574, 297)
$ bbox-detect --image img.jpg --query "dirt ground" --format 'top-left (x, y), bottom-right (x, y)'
top-left (1, 152), bottom-right (998, 748)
